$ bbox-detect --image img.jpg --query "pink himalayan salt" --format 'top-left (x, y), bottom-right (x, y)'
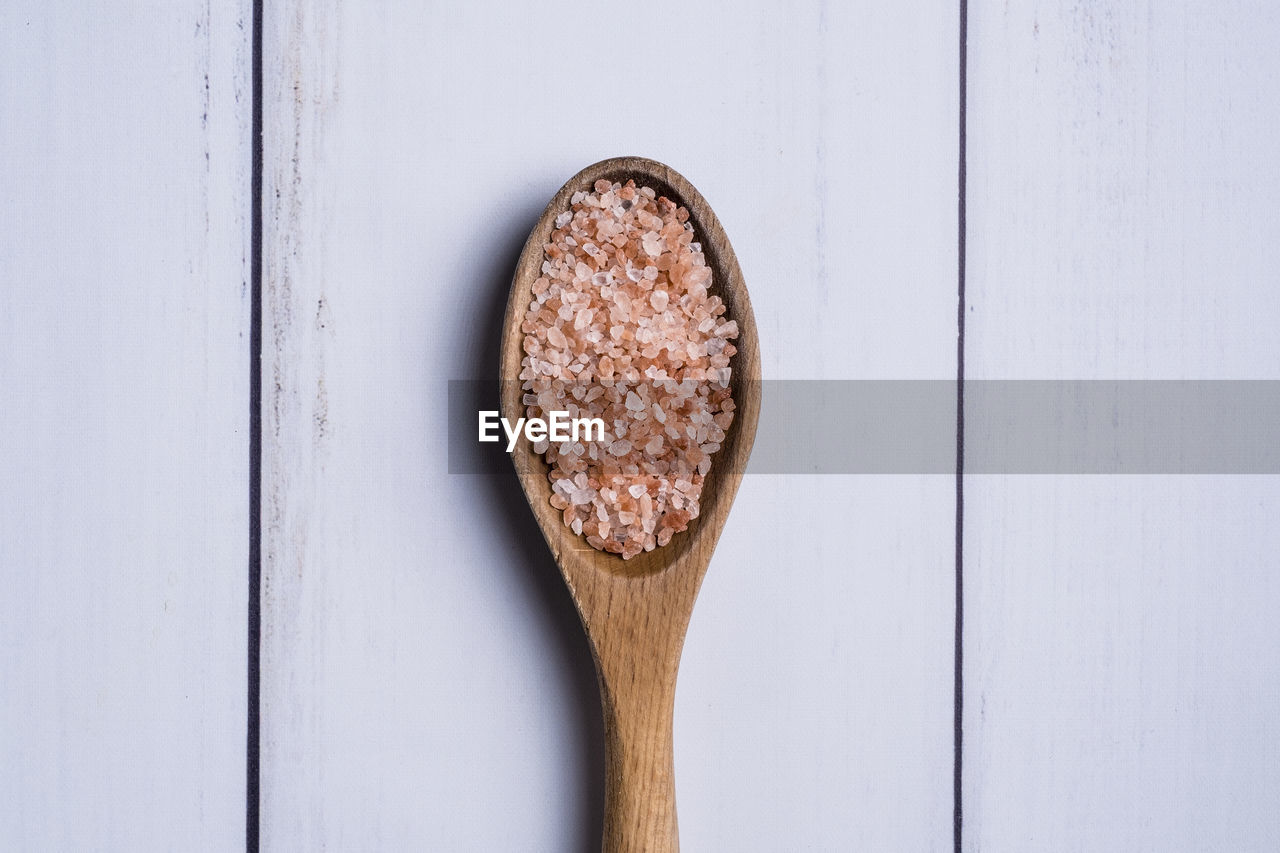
top-left (519, 179), bottom-right (739, 559)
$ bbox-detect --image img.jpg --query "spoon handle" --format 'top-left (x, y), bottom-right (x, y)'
top-left (598, 654), bottom-right (680, 853)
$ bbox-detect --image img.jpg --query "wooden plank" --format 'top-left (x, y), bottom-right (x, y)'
top-left (0, 2), bottom-right (251, 848)
top-left (261, 1), bottom-right (959, 848)
top-left (964, 1), bottom-right (1280, 849)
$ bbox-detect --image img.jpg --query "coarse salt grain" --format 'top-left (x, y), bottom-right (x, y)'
top-left (519, 179), bottom-right (739, 559)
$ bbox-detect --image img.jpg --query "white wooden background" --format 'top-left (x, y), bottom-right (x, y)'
top-left (3, 1), bottom-right (1278, 851)
top-left (259, 2), bottom-right (957, 849)
top-left (964, 2), bottom-right (1280, 849)
top-left (1, 1), bottom-right (252, 848)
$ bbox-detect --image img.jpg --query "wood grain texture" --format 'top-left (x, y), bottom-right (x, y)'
top-left (0, 1), bottom-right (251, 847)
top-left (965, 1), bottom-right (1280, 849)
top-left (500, 158), bottom-right (761, 853)
top-left (260, 1), bottom-right (959, 849)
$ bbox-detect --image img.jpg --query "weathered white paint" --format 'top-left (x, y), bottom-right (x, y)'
top-left (0, 2), bottom-right (251, 848)
top-left (965, 1), bottom-right (1280, 849)
top-left (260, 1), bottom-right (958, 848)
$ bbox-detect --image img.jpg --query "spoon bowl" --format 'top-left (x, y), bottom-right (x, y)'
top-left (500, 156), bottom-right (760, 853)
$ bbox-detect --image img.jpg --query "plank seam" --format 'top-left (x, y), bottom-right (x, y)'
top-left (954, 0), bottom-right (968, 849)
top-left (247, 0), bottom-right (264, 848)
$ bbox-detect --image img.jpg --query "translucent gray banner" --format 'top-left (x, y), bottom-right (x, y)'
top-left (448, 381), bottom-right (1280, 474)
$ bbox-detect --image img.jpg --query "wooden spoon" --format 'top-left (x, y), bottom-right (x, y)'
top-left (499, 156), bottom-right (761, 852)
